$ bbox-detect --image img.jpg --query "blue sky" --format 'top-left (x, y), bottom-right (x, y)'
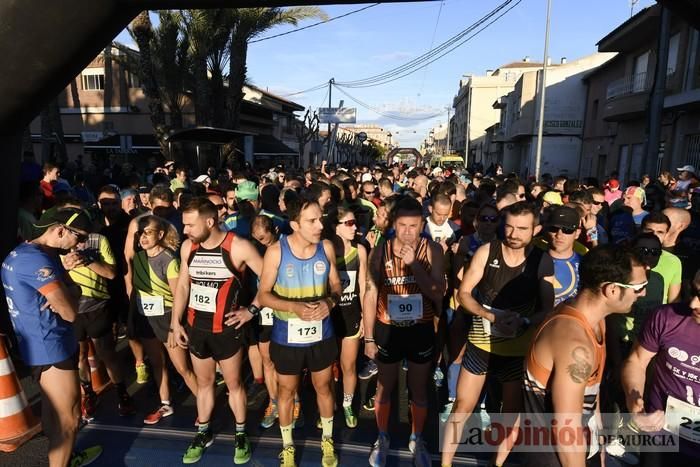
top-left (116, 0), bottom-right (656, 148)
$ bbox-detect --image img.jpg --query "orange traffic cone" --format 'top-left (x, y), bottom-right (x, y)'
top-left (86, 341), bottom-right (111, 395)
top-left (0, 336), bottom-right (41, 452)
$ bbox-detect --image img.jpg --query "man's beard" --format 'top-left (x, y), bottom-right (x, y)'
top-left (188, 230), bottom-right (210, 244)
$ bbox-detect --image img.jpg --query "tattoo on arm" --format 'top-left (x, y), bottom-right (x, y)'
top-left (566, 346), bottom-right (593, 384)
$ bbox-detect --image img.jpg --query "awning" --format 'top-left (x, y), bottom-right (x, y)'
top-left (254, 134), bottom-right (297, 156)
top-left (83, 134), bottom-right (160, 153)
top-left (166, 127), bottom-right (255, 144)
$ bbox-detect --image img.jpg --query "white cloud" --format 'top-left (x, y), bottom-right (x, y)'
top-left (369, 51), bottom-right (414, 63)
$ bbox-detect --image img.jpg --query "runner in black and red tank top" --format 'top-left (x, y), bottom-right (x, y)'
top-left (186, 229), bottom-right (243, 332)
top-left (169, 198), bottom-right (264, 465)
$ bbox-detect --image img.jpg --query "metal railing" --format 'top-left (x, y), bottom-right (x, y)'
top-left (606, 68), bottom-right (677, 100)
top-left (606, 72), bottom-right (650, 100)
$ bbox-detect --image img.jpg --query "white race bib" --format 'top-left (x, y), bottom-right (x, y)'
top-left (665, 395), bottom-right (700, 444)
top-left (287, 318), bottom-right (322, 344)
top-left (481, 305), bottom-right (516, 338)
top-left (387, 294), bottom-right (423, 322)
top-left (260, 307), bottom-right (274, 326)
top-left (339, 270), bottom-right (357, 295)
top-left (139, 294), bottom-right (165, 317)
top-left (189, 283), bottom-right (217, 313)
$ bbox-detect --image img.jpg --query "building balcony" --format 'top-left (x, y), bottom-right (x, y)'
top-left (605, 72), bottom-right (651, 100)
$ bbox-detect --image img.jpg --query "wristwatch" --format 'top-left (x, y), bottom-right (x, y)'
top-left (247, 304), bottom-right (260, 317)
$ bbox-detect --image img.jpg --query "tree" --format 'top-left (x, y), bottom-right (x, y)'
top-left (225, 7), bottom-right (327, 129)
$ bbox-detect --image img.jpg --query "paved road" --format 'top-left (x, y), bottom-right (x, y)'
top-left (1, 339), bottom-right (487, 466)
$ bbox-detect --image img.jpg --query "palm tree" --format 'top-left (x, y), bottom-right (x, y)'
top-left (225, 7), bottom-right (327, 129)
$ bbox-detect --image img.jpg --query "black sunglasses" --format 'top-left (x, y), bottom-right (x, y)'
top-left (338, 219), bottom-right (357, 227)
top-left (547, 225), bottom-right (577, 235)
top-left (214, 204), bottom-right (227, 210)
top-left (364, 191), bottom-right (375, 195)
top-left (636, 246), bottom-right (662, 257)
top-left (592, 200), bottom-right (604, 206)
top-left (66, 227), bottom-right (88, 243)
top-left (479, 215), bottom-right (499, 223)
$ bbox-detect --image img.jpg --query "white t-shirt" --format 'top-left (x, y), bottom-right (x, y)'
top-left (425, 217), bottom-right (455, 243)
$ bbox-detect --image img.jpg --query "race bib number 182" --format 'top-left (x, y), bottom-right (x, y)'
top-left (189, 283), bottom-right (217, 313)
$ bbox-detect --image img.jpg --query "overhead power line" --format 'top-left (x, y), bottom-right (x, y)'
top-left (250, 3), bottom-right (380, 44)
top-left (335, 0), bottom-right (522, 88)
top-left (333, 85), bottom-right (444, 121)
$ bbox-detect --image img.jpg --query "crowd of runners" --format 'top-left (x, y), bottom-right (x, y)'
top-left (3, 155), bottom-right (700, 467)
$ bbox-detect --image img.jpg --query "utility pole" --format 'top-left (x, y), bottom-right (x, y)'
top-left (327, 78), bottom-right (334, 162)
top-left (645, 6), bottom-right (671, 177)
top-left (446, 106), bottom-right (451, 155)
top-left (534, 0), bottom-right (552, 182)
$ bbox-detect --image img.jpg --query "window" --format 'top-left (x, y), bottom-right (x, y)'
top-left (668, 33), bottom-right (680, 75)
top-left (126, 70), bottom-right (141, 89)
top-left (81, 68), bottom-right (105, 91)
top-left (629, 143), bottom-right (645, 182)
top-left (591, 99), bottom-right (599, 120)
top-left (687, 134), bottom-right (700, 171)
top-left (633, 51), bottom-right (650, 92)
top-left (618, 145), bottom-right (629, 184)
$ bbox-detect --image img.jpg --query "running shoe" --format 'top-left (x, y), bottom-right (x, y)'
top-left (343, 405), bottom-right (358, 428)
top-left (433, 366), bottom-right (444, 388)
top-left (478, 404), bottom-right (491, 431)
top-left (358, 360), bottom-right (378, 380)
top-left (409, 434), bottom-right (431, 467)
top-left (81, 392), bottom-right (97, 422)
top-left (279, 445), bottom-right (296, 467)
top-left (363, 395), bottom-right (376, 411)
top-left (292, 400), bottom-right (304, 429)
top-left (606, 438), bottom-right (639, 465)
top-left (135, 363), bottom-right (149, 384)
top-left (143, 404), bottom-right (174, 425)
top-left (182, 430), bottom-right (214, 464)
top-left (260, 400), bottom-right (278, 429)
top-left (321, 438), bottom-right (338, 467)
top-left (117, 392), bottom-right (136, 417)
top-left (233, 432), bottom-right (251, 464)
top-left (368, 433), bottom-right (389, 467)
top-left (439, 400), bottom-right (454, 424)
top-left (246, 381), bottom-right (267, 408)
top-left (69, 445), bottom-right (103, 467)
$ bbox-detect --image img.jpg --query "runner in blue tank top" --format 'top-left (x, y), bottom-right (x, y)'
top-left (258, 197), bottom-right (342, 467)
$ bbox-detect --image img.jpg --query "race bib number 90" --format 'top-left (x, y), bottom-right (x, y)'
top-left (189, 283), bottom-right (217, 313)
top-left (387, 294), bottom-right (423, 322)
top-left (287, 318), bottom-right (322, 344)
top-left (665, 395), bottom-right (700, 444)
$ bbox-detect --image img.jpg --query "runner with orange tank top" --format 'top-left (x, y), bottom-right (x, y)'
top-left (521, 245), bottom-right (647, 467)
top-left (364, 196), bottom-right (446, 467)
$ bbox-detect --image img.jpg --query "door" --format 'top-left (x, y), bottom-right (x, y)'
top-left (633, 51), bottom-right (650, 92)
top-left (597, 154), bottom-right (607, 182)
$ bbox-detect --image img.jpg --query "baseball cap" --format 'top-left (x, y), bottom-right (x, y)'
top-left (121, 188), bottom-right (138, 199)
top-left (194, 175), bottom-right (211, 184)
top-left (677, 164), bottom-right (696, 174)
top-left (34, 207), bottom-right (93, 235)
top-left (542, 191), bottom-right (563, 205)
top-left (361, 173), bottom-right (373, 183)
top-left (546, 206), bottom-right (580, 230)
top-left (235, 180), bottom-right (259, 201)
top-left (625, 186), bottom-right (646, 203)
top-left (608, 179), bottom-right (620, 189)
top-left (164, 161), bottom-right (175, 168)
